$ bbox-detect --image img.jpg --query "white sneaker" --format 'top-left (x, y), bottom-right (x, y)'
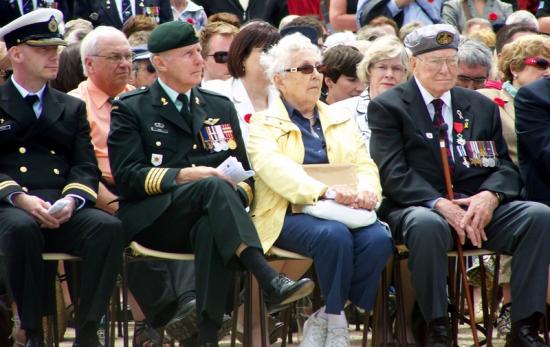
top-left (300, 313), bottom-right (328, 347)
top-left (324, 327), bottom-right (350, 347)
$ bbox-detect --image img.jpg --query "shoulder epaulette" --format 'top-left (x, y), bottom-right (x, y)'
top-left (118, 86), bottom-right (149, 100)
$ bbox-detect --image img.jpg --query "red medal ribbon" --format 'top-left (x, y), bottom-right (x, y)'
top-left (453, 122), bottom-right (464, 134)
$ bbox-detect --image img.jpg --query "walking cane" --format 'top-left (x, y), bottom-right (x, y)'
top-left (437, 124), bottom-right (481, 347)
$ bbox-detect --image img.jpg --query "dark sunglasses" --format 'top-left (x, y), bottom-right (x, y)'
top-left (524, 57), bottom-right (550, 70)
top-left (283, 63), bottom-right (326, 75)
top-left (208, 51), bottom-right (229, 64)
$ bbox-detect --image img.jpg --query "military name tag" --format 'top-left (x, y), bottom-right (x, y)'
top-left (151, 153), bottom-right (163, 166)
top-left (0, 124), bottom-right (11, 131)
top-left (150, 126), bottom-right (168, 134)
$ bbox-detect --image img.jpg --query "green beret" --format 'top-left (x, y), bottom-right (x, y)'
top-left (148, 21), bottom-right (199, 53)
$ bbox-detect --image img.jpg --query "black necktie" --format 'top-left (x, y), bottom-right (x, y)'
top-left (432, 98), bottom-right (454, 174)
top-left (121, 0), bottom-right (133, 23)
top-left (177, 94), bottom-right (193, 128)
top-left (22, 0), bottom-right (34, 13)
top-left (25, 94), bottom-right (40, 118)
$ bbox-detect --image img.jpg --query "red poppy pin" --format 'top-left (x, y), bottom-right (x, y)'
top-left (186, 18), bottom-right (195, 24)
top-left (244, 113), bottom-right (252, 123)
top-left (488, 12), bottom-right (498, 21)
top-left (484, 79), bottom-right (503, 90)
top-left (493, 97), bottom-right (507, 107)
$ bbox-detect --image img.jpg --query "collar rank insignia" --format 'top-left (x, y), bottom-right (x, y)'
top-left (203, 118), bottom-right (220, 126)
top-left (0, 118), bottom-right (4, 124)
top-left (161, 97), bottom-right (168, 106)
top-left (195, 97), bottom-right (200, 105)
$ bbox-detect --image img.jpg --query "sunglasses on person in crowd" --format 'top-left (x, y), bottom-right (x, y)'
top-left (145, 63), bottom-right (155, 74)
top-left (208, 51), bottom-right (229, 64)
top-left (524, 57), bottom-right (550, 70)
top-left (283, 63), bottom-right (326, 75)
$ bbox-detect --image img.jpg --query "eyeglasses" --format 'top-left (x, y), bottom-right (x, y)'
top-left (457, 75), bottom-right (487, 87)
top-left (283, 63), bottom-right (326, 75)
top-left (207, 51), bottom-right (229, 64)
top-left (416, 55), bottom-right (459, 70)
top-left (524, 57), bottom-right (550, 70)
top-left (92, 52), bottom-right (135, 64)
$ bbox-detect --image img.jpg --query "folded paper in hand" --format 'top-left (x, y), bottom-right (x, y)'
top-left (216, 156), bottom-right (255, 183)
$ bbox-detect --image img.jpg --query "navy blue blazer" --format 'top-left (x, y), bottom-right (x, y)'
top-left (515, 77), bottom-right (550, 205)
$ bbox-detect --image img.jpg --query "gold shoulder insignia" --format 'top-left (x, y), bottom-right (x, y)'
top-left (203, 118), bottom-right (220, 125)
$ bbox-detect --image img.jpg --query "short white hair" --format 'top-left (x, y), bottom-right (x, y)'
top-left (260, 32), bottom-right (321, 82)
top-left (80, 26), bottom-right (128, 76)
top-left (506, 10), bottom-right (539, 30)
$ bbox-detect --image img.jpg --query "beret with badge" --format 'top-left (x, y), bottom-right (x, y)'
top-left (0, 8), bottom-right (66, 49)
top-left (404, 24), bottom-right (459, 56)
top-left (148, 21), bottom-right (199, 54)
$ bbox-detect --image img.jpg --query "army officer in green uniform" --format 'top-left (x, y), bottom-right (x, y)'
top-left (107, 21), bottom-right (315, 347)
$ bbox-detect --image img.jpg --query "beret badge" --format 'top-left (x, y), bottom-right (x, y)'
top-left (436, 31), bottom-right (454, 45)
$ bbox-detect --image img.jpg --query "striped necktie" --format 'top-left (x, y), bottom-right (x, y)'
top-left (432, 98), bottom-right (454, 175)
top-left (22, 0), bottom-right (34, 13)
top-left (121, 0), bottom-right (133, 24)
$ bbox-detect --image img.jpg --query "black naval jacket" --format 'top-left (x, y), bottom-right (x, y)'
top-left (74, 0), bottom-right (172, 29)
top-left (0, 79), bottom-right (100, 205)
top-left (368, 78), bottom-right (522, 218)
top-left (108, 81), bottom-right (253, 240)
top-left (0, 0), bottom-right (72, 28)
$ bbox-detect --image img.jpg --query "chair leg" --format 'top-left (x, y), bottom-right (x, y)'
top-left (258, 285), bottom-right (267, 347)
top-left (394, 254), bottom-right (407, 347)
top-left (280, 306), bottom-right (291, 347)
top-left (122, 253), bottom-right (129, 347)
top-left (243, 272), bottom-right (253, 347)
top-left (230, 272), bottom-right (241, 347)
top-left (478, 256), bottom-right (490, 346)
top-left (362, 309), bottom-right (370, 347)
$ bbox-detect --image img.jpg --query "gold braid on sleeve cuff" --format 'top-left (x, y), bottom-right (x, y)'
top-left (144, 168), bottom-right (169, 195)
top-left (62, 183), bottom-right (98, 199)
top-left (237, 181), bottom-right (253, 204)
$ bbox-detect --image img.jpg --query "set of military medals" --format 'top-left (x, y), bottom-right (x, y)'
top-left (453, 110), bottom-right (498, 168)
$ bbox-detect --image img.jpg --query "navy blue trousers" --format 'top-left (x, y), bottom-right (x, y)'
top-left (275, 214), bottom-right (392, 314)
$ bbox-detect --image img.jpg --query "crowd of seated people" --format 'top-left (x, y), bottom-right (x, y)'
top-left (1, 1), bottom-right (550, 347)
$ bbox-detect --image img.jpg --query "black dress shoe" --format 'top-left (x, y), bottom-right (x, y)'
top-left (164, 298), bottom-right (198, 342)
top-left (263, 275), bottom-right (314, 307)
top-left (506, 324), bottom-right (546, 347)
top-left (425, 317), bottom-right (450, 347)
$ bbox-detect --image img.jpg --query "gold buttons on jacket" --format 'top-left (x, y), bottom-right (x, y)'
top-left (19, 147), bottom-right (26, 154)
top-left (50, 150), bottom-right (56, 155)
top-left (53, 168), bottom-right (60, 175)
top-left (155, 141), bottom-right (162, 147)
top-left (192, 144), bottom-right (197, 150)
top-left (20, 166), bottom-right (27, 173)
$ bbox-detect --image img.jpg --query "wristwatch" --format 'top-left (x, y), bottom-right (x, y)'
top-left (493, 191), bottom-right (504, 204)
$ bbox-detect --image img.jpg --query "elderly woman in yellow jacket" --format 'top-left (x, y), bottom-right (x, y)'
top-left (248, 33), bottom-right (393, 347)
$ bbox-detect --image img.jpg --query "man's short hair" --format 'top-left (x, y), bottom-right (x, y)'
top-left (284, 15), bottom-right (326, 42)
top-left (457, 38), bottom-right (493, 74)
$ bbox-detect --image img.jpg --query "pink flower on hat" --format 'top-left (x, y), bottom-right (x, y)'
top-left (488, 12), bottom-right (498, 21)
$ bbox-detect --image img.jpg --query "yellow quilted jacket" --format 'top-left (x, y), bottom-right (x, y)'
top-left (247, 97), bottom-right (382, 252)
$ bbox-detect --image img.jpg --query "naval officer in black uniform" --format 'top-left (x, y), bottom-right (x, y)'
top-left (107, 21), bottom-right (314, 347)
top-left (0, 9), bottom-right (123, 347)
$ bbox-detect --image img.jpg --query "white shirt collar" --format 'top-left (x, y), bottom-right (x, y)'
top-left (414, 76), bottom-right (452, 109)
top-left (11, 75), bottom-right (46, 100)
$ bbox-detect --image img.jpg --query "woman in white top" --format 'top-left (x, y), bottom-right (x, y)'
top-left (331, 35), bottom-right (410, 152)
top-left (202, 21), bottom-right (281, 143)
